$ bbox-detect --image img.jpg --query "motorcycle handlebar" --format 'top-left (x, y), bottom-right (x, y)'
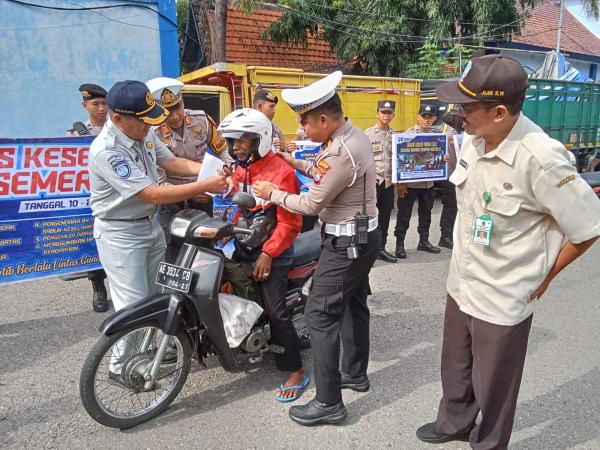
top-left (232, 226), bottom-right (254, 235)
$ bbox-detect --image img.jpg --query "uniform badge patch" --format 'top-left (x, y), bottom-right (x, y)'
top-left (160, 123), bottom-right (172, 137)
top-left (145, 140), bottom-right (153, 150)
top-left (317, 160), bottom-right (331, 172)
top-left (145, 92), bottom-right (154, 106)
top-left (555, 174), bottom-right (576, 188)
top-left (108, 155), bottom-right (131, 179)
top-left (193, 125), bottom-right (203, 133)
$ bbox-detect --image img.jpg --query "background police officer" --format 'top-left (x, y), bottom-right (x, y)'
top-left (68, 83), bottom-right (108, 137)
top-left (253, 72), bottom-right (379, 426)
top-left (253, 89), bottom-right (285, 151)
top-left (394, 104), bottom-right (443, 258)
top-left (438, 106), bottom-right (464, 249)
top-left (67, 83), bottom-right (109, 312)
top-left (147, 77), bottom-right (232, 262)
top-left (88, 80), bottom-right (227, 316)
top-left (365, 100), bottom-right (397, 263)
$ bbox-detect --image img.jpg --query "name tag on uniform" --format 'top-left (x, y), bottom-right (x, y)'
top-left (473, 215), bottom-right (493, 246)
top-left (372, 144), bottom-right (382, 152)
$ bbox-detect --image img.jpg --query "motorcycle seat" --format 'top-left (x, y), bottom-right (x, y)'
top-left (292, 229), bottom-right (321, 267)
top-left (581, 171), bottom-right (600, 189)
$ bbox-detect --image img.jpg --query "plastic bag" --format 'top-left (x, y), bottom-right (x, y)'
top-left (218, 293), bottom-right (264, 348)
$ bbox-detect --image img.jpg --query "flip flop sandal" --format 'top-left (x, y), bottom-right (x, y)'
top-left (275, 376), bottom-right (310, 403)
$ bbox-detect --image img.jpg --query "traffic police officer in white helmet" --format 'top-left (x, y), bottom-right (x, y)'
top-left (253, 71), bottom-right (380, 425)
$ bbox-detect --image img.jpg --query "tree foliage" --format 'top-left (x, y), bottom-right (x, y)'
top-left (263, 0), bottom-right (538, 76)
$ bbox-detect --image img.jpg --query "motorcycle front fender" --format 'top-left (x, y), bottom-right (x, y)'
top-left (99, 292), bottom-right (197, 336)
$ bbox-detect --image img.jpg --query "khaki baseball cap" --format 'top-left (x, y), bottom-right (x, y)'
top-left (436, 55), bottom-right (528, 104)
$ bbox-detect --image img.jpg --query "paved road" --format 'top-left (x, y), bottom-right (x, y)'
top-left (1, 207), bottom-right (600, 449)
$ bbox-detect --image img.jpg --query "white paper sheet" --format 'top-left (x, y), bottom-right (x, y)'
top-left (197, 153), bottom-right (225, 197)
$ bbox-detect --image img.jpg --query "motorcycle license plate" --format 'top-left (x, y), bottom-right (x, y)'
top-left (155, 262), bottom-right (193, 293)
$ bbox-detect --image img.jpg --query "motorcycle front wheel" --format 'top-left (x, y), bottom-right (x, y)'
top-left (79, 323), bottom-right (192, 429)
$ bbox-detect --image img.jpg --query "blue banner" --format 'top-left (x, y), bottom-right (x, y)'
top-left (392, 133), bottom-right (449, 183)
top-left (291, 141), bottom-right (321, 192)
top-left (0, 137), bottom-right (101, 284)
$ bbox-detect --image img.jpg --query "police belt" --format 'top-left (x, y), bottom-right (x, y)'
top-left (99, 212), bottom-right (157, 223)
top-left (322, 218), bottom-right (378, 237)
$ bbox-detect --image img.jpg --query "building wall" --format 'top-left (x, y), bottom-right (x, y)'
top-left (499, 49), bottom-right (597, 82)
top-left (0, 0), bottom-right (178, 138)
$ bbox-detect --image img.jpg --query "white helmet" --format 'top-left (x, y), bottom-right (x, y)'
top-left (218, 108), bottom-right (272, 167)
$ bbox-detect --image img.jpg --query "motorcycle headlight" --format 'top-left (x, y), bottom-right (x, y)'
top-left (170, 216), bottom-right (191, 238)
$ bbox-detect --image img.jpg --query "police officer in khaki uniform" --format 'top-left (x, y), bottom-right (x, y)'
top-left (416, 55), bottom-right (600, 449)
top-left (67, 83), bottom-right (109, 312)
top-left (394, 104), bottom-right (443, 258)
top-left (89, 80), bottom-right (227, 316)
top-left (147, 78), bottom-right (232, 261)
top-left (253, 89), bottom-right (285, 151)
top-left (365, 100), bottom-right (397, 263)
top-left (253, 72), bottom-right (379, 426)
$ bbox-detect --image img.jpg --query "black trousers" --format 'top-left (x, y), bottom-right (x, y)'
top-left (436, 295), bottom-right (532, 450)
top-left (439, 181), bottom-right (457, 239)
top-left (376, 182), bottom-right (395, 247)
top-left (394, 187), bottom-right (434, 242)
top-left (260, 263), bottom-right (302, 373)
top-left (306, 228), bottom-right (379, 404)
top-left (87, 269), bottom-right (106, 282)
top-left (162, 199), bottom-right (213, 263)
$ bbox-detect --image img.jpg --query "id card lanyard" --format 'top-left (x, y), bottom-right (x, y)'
top-left (473, 191), bottom-right (493, 246)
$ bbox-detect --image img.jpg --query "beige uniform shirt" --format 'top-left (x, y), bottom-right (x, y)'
top-left (271, 120), bottom-right (378, 225)
top-left (153, 110), bottom-right (231, 185)
top-left (447, 114), bottom-right (600, 326)
top-left (272, 123), bottom-right (285, 146)
top-left (403, 124), bottom-right (444, 189)
top-left (364, 124), bottom-right (395, 188)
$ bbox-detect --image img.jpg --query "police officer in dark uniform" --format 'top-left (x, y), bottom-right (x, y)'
top-left (438, 106), bottom-right (463, 249)
top-left (253, 71), bottom-right (379, 425)
top-left (67, 83), bottom-right (109, 312)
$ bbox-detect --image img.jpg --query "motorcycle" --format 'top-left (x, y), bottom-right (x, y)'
top-left (79, 192), bottom-right (321, 429)
top-left (582, 171), bottom-right (600, 199)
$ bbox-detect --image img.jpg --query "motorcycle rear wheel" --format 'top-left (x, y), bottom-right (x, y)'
top-left (79, 323), bottom-right (191, 429)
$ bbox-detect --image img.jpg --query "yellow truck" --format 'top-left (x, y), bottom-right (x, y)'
top-left (179, 63), bottom-right (421, 140)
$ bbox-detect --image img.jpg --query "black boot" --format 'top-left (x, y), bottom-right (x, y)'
top-left (395, 242), bottom-right (407, 259)
top-left (91, 279), bottom-right (108, 313)
top-left (289, 398), bottom-right (348, 426)
top-left (417, 238), bottom-right (441, 254)
top-left (438, 236), bottom-right (454, 249)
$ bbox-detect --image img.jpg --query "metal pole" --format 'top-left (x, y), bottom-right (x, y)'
top-left (556, 0), bottom-right (565, 54)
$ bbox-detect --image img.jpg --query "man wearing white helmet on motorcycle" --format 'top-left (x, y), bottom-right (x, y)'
top-left (218, 108), bottom-right (309, 402)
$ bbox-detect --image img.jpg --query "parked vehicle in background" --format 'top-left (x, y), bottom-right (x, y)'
top-left (179, 63), bottom-right (422, 140)
top-left (421, 78), bottom-right (600, 171)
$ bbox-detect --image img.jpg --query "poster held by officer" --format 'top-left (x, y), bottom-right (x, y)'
top-left (0, 136), bottom-right (102, 285)
top-left (291, 141), bottom-right (321, 192)
top-left (392, 133), bottom-right (449, 183)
